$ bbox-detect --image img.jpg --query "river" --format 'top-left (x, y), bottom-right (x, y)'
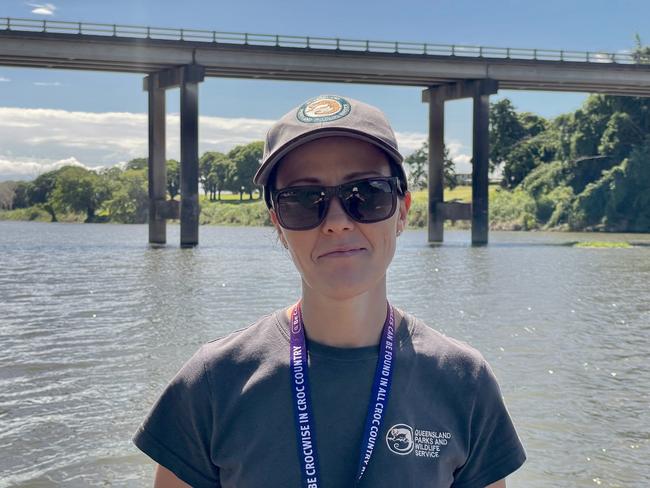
top-left (0, 221), bottom-right (648, 487)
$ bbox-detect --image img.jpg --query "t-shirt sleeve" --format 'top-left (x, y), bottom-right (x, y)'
top-left (452, 359), bottom-right (526, 488)
top-left (133, 345), bottom-right (221, 488)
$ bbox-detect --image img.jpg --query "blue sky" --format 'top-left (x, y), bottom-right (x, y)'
top-left (1, 0), bottom-right (649, 180)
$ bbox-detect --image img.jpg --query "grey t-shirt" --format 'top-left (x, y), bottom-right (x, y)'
top-left (133, 307), bottom-right (526, 487)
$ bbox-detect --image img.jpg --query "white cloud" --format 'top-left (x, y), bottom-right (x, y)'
top-left (446, 140), bottom-right (473, 173)
top-left (394, 131), bottom-right (426, 156)
top-left (28, 3), bottom-right (56, 16)
top-left (0, 156), bottom-right (88, 179)
top-left (0, 106), bottom-right (476, 181)
top-left (0, 107), bottom-right (273, 181)
top-left (33, 82), bottom-right (62, 87)
top-left (0, 77), bottom-right (10, 83)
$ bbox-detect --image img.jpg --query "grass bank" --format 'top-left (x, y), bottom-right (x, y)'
top-left (0, 185), bottom-right (586, 231)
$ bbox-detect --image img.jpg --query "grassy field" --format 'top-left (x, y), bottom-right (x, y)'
top-left (411, 185), bottom-right (499, 204)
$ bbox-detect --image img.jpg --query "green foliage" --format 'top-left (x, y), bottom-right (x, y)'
top-left (598, 112), bottom-right (643, 161)
top-left (489, 188), bottom-right (538, 230)
top-left (403, 141), bottom-right (457, 191)
top-left (103, 169), bottom-right (148, 223)
top-left (167, 159), bottom-right (180, 200)
top-left (227, 141), bottom-right (264, 199)
top-left (633, 34), bottom-right (650, 64)
top-left (199, 199), bottom-right (270, 226)
top-left (29, 170), bottom-right (60, 221)
top-left (0, 205), bottom-right (51, 221)
top-left (490, 99), bottom-right (526, 171)
top-left (542, 185), bottom-right (575, 229)
top-left (490, 99), bottom-right (554, 187)
top-left (50, 166), bottom-right (111, 222)
top-left (200, 151), bottom-right (234, 201)
top-left (569, 136), bottom-right (650, 232)
top-left (563, 156), bottom-right (618, 195)
top-left (126, 157), bottom-right (148, 171)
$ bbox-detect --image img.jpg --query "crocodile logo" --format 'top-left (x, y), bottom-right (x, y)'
top-left (386, 424), bottom-right (414, 455)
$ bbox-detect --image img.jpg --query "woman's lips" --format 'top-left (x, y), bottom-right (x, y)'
top-left (319, 248), bottom-right (367, 258)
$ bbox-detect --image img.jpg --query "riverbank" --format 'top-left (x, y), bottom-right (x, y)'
top-left (0, 185), bottom-right (644, 233)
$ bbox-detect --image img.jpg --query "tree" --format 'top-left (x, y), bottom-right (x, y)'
top-left (28, 170), bottom-right (60, 221)
top-left (126, 157), bottom-right (148, 171)
top-left (50, 166), bottom-right (111, 222)
top-left (166, 159), bottom-right (180, 200)
top-left (404, 144), bottom-right (428, 190)
top-left (227, 141), bottom-right (264, 199)
top-left (200, 152), bottom-right (234, 201)
top-left (633, 34), bottom-right (650, 64)
top-left (103, 169), bottom-right (148, 223)
top-left (489, 99), bottom-right (525, 172)
top-left (403, 142), bottom-right (458, 191)
top-left (598, 112), bottom-right (644, 162)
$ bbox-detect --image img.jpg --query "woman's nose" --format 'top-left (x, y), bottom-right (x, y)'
top-left (321, 196), bottom-right (355, 234)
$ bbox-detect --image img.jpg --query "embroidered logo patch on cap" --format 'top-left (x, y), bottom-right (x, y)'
top-left (296, 95), bottom-right (352, 123)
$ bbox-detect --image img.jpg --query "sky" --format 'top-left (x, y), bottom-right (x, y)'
top-left (1, 0), bottom-right (650, 181)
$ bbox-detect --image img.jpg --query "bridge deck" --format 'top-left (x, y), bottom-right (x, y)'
top-left (2, 18), bottom-right (650, 96)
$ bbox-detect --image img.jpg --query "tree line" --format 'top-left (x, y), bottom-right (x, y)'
top-left (0, 141), bottom-right (264, 223)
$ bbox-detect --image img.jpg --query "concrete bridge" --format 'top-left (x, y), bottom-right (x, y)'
top-left (3, 18), bottom-right (650, 246)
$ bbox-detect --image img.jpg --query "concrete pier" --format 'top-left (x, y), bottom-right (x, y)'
top-left (143, 65), bottom-right (204, 248)
top-left (146, 73), bottom-right (167, 246)
top-left (423, 80), bottom-right (498, 245)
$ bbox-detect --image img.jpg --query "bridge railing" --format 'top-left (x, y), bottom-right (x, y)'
top-left (1, 17), bottom-right (645, 65)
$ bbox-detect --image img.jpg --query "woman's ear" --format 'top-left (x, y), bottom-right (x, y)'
top-left (397, 191), bottom-right (411, 235)
top-left (269, 209), bottom-right (289, 249)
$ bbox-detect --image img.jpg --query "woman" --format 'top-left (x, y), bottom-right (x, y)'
top-left (134, 95), bottom-right (526, 487)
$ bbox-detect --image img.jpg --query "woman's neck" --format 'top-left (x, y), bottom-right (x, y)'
top-left (297, 279), bottom-right (389, 348)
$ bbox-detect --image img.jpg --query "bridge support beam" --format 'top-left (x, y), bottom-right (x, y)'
top-left (422, 79), bottom-right (498, 245)
top-left (144, 65), bottom-right (205, 248)
top-left (146, 72), bottom-right (167, 246)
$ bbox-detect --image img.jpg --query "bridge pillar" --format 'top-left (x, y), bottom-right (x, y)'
top-left (422, 79), bottom-right (498, 245)
top-left (423, 86), bottom-right (445, 243)
top-left (472, 91), bottom-right (490, 245)
top-left (146, 72), bottom-right (166, 246)
top-left (143, 65), bottom-right (205, 248)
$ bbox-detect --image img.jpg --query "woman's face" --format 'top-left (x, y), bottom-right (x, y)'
top-left (270, 136), bottom-right (411, 300)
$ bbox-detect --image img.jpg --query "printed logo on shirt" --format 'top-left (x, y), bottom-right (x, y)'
top-left (386, 423), bottom-right (453, 459)
top-left (386, 424), bottom-right (414, 455)
top-left (296, 95), bottom-right (351, 123)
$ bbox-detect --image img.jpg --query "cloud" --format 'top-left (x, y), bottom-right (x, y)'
top-left (33, 82), bottom-right (62, 87)
top-left (0, 156), bottom-right (88, 180)
top-left (0, 106), bottom-right (477, 181)
top-left (0, 107), bottom-right (273, 181)
top-left (0, 77), bottom-right (10, 83)
top-left (28, 3), bottom-right (56, 15)
top-left (446, 140), bottom-right (473, 173)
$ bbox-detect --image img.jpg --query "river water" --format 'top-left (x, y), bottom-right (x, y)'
top-left (0, 221), bottom-right (648, 487)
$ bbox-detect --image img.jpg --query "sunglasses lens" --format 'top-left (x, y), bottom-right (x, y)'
top-left (276, 188), bottom-right (326, 230)
top-left (342, 179), bottom-right (396, 223)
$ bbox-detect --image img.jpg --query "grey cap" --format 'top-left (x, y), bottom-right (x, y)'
top-left (253, 95), bottom-right (407, 188)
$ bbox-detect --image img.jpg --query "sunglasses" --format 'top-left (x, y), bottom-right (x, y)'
top-left (271, 176), bottom-right (403, 231)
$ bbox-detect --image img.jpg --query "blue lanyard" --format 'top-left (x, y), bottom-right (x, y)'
top-left (289, 301), bottom-right (396, 487)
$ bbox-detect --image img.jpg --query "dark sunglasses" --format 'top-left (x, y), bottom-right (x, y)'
top-left (271, 176), bottom-right (403, 231)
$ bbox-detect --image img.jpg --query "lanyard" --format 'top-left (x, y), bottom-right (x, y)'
top-left (289, 301), bottom-right (396, 488)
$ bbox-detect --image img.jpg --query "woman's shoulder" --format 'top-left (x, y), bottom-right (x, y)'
top-left (396, 307), bottom-right (491, 380)
top-left (196, 308), bottom-right (290, 368)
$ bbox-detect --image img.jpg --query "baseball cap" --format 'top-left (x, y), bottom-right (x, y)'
top-left (253, 95), bottom-right (407, 192)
